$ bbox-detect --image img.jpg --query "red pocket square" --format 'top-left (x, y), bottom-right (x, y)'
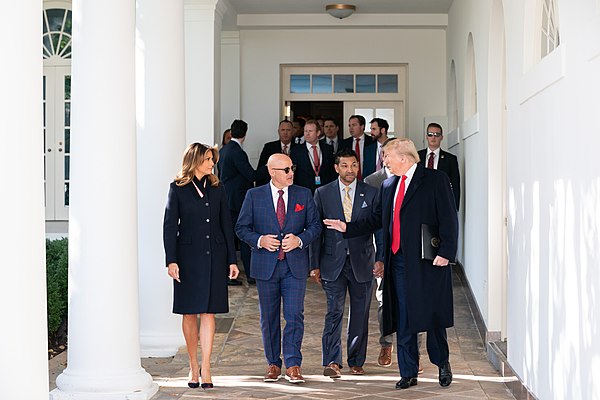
top-left (295, 203), bottom-right (305, 212)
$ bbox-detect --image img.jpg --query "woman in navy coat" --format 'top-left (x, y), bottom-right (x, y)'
top-left (163, 143), bottom-right (239, 389)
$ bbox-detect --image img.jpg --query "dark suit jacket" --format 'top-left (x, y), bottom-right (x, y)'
top-left (346, 164), bottom-right (458, 335)
top-left (364, 168), bottom-right (388, 263)
top-left (235, 184), bottom-right (322, 281)
top-left (341, 135), bottom-right (374, 178)
top-left (290, 141), bottom-right (336, 193)
top-left (163, 178), bottom-right (237, 314)
top-left (418, 148), bottom-right (460, 210)
top-left (217, 140), bottom-right (257, 213)
top-left (311, 180), bottom-right (378, 283)
top-left (362, 141), bottom-right (380, 179)
top-left (256, 140), bottom-right (296, 185)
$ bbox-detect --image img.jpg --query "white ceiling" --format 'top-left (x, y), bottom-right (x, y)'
top-left (226, 0), bottom-right (454, 15)
top-left (222, 0), bottom-right (454, 29)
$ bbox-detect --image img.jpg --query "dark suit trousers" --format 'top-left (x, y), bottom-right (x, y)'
top-left (321, 257), bottom-right (374, 368)
top-left (231, 210), bottom-right (252, 279)
top-left (256, 259), bottom-right (306, 369)
top-left (391, 253), bottom-right (449, 378)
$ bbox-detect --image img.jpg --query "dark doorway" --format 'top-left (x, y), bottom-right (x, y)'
top-left (291, 101), bottom-right (343, 129)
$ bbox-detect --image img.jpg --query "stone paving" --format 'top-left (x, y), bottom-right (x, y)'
top-left (49, 271), bottom-right (517, 399)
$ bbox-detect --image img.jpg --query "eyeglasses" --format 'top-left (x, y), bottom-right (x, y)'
top-left (427, 132), bottom-right (442, 137)
top-left (272, 165), bottom-right (297, 174)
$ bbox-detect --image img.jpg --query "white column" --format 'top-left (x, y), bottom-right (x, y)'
top-left (220, 31), bottom-right (241, 134)
top-left (0, 1), bottom-right (48, 399)
top-left (50, 0), bottom-right (157, 398)
top-left (184, 0), bottom-right (226, 145)
top-left (136, 0), bottom-right (186, 357)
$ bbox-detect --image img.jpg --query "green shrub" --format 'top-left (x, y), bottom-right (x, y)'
top-left (46, 238), bottom-right (68, 336)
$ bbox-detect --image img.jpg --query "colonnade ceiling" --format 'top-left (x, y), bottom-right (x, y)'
top-left (222, 0), bottom-right (453, 29)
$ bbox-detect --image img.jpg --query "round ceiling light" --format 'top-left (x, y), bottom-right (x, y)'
top-left (326, 4), bottom-right (356, 19)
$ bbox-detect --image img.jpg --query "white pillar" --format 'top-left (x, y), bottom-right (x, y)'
top-left (136, 0), bottom-right (186, 357)
top-left (0, 2), bottom-right (48, 399)
top-left (220, 31), bottom-right (241, 135)
top-left (184, 0), bottom-right (225, 145)
top-left (50, 0), bottom-right (157, 398)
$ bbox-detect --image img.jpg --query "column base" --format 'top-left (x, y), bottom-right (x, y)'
top-left (50, 383), bottom-right (158, 400)
top-left (51, 368), bottom-right (158, 400)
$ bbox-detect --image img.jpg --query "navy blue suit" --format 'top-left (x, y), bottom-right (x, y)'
top-left (311, 179), bottom-right (378, 368)
top-left (218, 140), bottom-right (257, 279)
top-left (345, 164), bottom-right (458, 378)
top-left (418, 148), bottom-right (461, 210)
top-left (290, 141), bottom-right (336, 193)
top-left (236, 184), bottom-right (321, 368)
top-left (362, 141), bottom-right (380, 179)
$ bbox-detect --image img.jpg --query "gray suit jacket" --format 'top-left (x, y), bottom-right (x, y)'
top-left (310, 179), bottom-right (378, 283)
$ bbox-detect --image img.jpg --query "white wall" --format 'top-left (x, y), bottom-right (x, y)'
top-left (502, 0), bottom-right (600, 398)
top-left (447, 0), bottom-right (497, 332)
top-left (228, 28), bottom-right (446, 165)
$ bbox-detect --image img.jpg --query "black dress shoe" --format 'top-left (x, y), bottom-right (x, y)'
top-left (227, 278), bottom-right (242, 286)
top-left (188, 381), bottom-right (199, 388)
top-left (395, 377), bottom-right (417, 389)
top-left (439, 362), bottom-right (453, 387)
top-left (201, 382), bottom-right (213, 389)
top-left (247, 278), bottom-right (256, 285)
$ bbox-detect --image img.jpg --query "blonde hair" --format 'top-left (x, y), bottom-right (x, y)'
top-left (174, 143), bottom-right (220, 187)
top-left (383, 137), bottom-right (421, 164)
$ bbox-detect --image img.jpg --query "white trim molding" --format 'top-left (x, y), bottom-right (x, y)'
top-left (519, 44), bottom-right (566, 104)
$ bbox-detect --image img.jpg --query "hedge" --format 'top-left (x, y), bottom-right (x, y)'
top-left (46, 238), bottom-right (68, 336)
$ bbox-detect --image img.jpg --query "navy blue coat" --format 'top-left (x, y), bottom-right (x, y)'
top-left (346, 164), bottom-right (458, 334)
top-left (218, 140), bottom-right (257, 213)
top-left (163, 177), bottom-right (237, 314)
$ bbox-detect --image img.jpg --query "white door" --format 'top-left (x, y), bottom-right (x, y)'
top-left (343, 101), bottom-right (405, 139)
top-left (44, 66), bottom-right (71, 220)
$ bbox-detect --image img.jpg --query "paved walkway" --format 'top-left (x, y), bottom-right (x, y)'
top-left (49, 271), bottom-right (517, 399)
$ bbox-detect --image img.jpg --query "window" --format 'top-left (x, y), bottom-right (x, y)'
top-left (541, 0), bottom-right (560, 58)
top-left (43, 8), bottom-right (72, 60)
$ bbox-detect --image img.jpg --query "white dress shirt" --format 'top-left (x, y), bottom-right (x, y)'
top-left (392, 163), bottom-right (417, 213)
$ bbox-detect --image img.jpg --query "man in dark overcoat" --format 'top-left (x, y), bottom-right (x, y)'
top-left (324, 138), bottom-right (458, 390)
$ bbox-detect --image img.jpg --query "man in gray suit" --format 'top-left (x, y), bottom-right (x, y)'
top-left (310, 148), bottom-right (379, 378)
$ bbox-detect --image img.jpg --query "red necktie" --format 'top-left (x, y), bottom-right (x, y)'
top-left (427, 152), bottom-right (435, 169)
top-left (355, 137), bottom-right (362, 180)
top-left (276, 189), bottom-right (285, 260)
top-left (391, 175), bottom-right (407, 254)
top-left (312, 145), bottom-right (320, 172)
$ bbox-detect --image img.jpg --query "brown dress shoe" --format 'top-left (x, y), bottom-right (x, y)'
top-left (323, 362), bottom-right (342, 378)
top-left (264, 364), bottom-right (281, 382)
top-left (377, 346), bottom-right (393, 367)
top-left (350, 366), bottom-right (365, 375)
top-left (285, 366), bottom-right (305, 383)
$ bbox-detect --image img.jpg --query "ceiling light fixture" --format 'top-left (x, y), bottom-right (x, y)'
top-left (326, 4), bottom-right (356, 19)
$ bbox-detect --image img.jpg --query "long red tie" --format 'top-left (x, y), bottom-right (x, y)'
top-left (312, 145), bottom-right (320, 172)
top-left (276, 189), bottom-right (285, 260)
top-left (427, 152), bottom-right (435, 169)
top-left (355, 137), bottom-right (362, 180)
top-left (391, 175), bottom-right (407, 254)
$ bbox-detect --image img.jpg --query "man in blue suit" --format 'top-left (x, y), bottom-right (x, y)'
top-left (324, 138), bottom-right (458, 390)
top-left (310, 148), bottom-right (379, 378)
top-left (236, 153), bottom-right (322, 384)
top-left (218, 119), bottom-right (258, 284)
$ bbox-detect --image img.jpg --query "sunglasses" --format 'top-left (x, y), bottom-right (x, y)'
top-left (427, 132), bottom-right (442, 137)
top-left (272, 165), bottom-right (297, 174)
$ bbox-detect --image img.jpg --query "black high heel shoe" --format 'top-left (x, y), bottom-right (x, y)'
top-left (200, 369), bottom-right (213, 389)
top-left (188, 368), bottom-right (200, 388)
